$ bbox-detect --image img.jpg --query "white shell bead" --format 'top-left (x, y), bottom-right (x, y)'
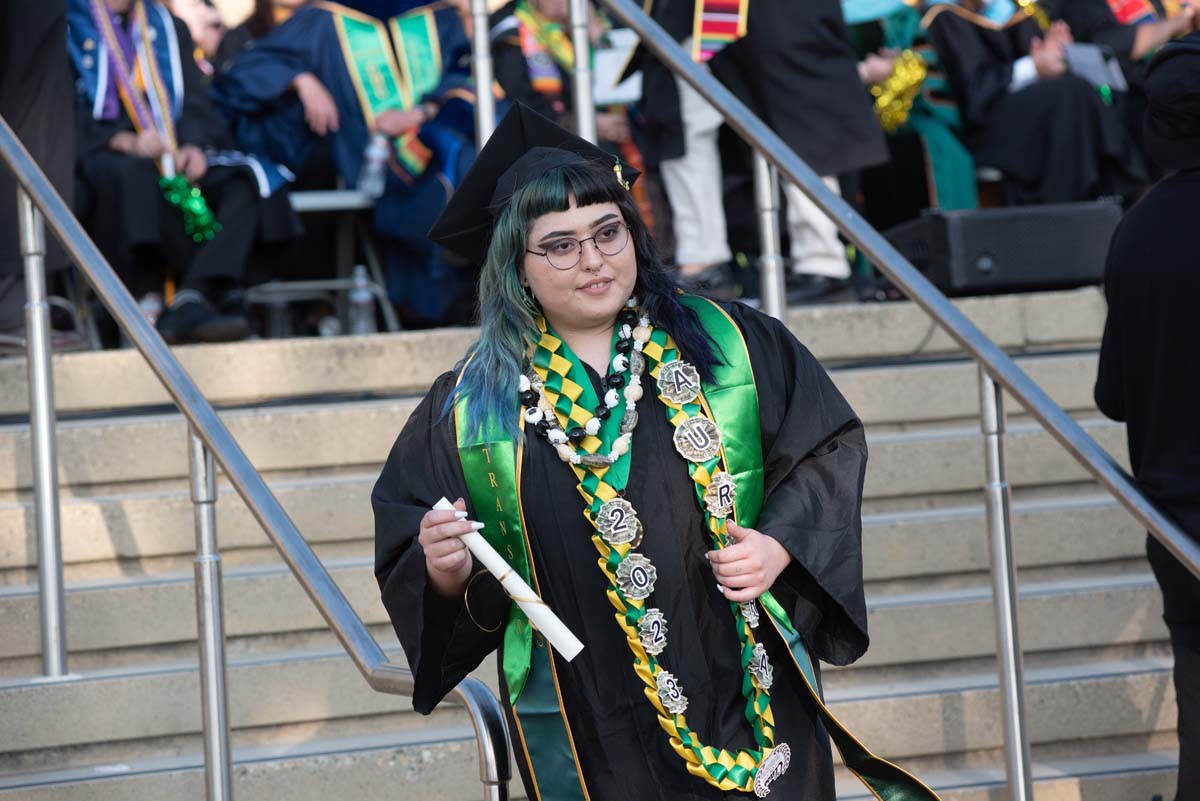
top-left (547, 428), bottom-right (568, 445)
top-left (632, 325), bottom-right (651, 343)
top-left (604, 388), bottom-right (620, 408)
top-left (585, 417), bottom-right (601, 435)
top-left (619, 323), bottom-right (633, 340)
top-left (570, 454), bottom-right (582, 465)
top-left (624, 384), bottom-right (643, 403)
top-left (519, 374), bottom-right (531, 392)
top-left (611, 436), bottom-right (630, 456)
top-left (524, 407), bottom-right (543, 424)
top-left (556, 443), bottom-right (575, 462)
top-left (612, 354), bottom-right (629, 373)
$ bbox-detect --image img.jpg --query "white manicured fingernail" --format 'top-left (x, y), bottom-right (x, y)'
top-left (469, 522), bottom-right (485, 531)
top-left (716, 583), bottom-right (725, 593)
top-left (454, 511), bottom-right (469, 520)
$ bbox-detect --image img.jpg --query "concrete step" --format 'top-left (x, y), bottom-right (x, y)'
top-left (839, 750), bottom-right (1178, 801)
top-left (0, 391), bottom-right (1128, 496)
top-left (0, 289), bottom-right (1106, 417)
top-left (0, 729), bottom-right (1175, 801)
top-left (0, 728), bottom-right (522, 801)
top-left (0, 479), bottom-right (1147, 583)
top-left (859, 574), bottom-right (1165, 669)
top-left (0, 649), bottom-right (1174, 763)
top-left (0, 551), bottom-right (1164, 668)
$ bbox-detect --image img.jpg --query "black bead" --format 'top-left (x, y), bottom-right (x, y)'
top-left (535, 419), bottom-right (552, 435)
top-left (606, 373), bottom-right (626, 389)
top-left (567, 427), bottom-right (587, 443)
top-left (617, 309), bottom-right (638, 326)
top-left (520, 389), bottom-right (538, 407)
top-left (595, 405), bottom-right (612, 420)
top-left (615, 338), bottom-right (634, 354)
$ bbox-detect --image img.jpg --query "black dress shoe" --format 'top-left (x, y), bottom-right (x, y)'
top-left (785, 274), bottom-right (852, 305)
top-left (156, 298), bottom-right (249, 345)
top-left (677, 262), bottom-right (739, 301)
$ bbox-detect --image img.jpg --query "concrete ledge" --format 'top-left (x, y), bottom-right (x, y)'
top-left (0, 474), bottom-right (373, 570)
top-left (836, 352), bottom-right (1099, 426)
top-left (864, 417), bottom-right (1127, 499)
top-left (0, 559), bottom-right (1163, 663)
top-left (0, 399), bottom-right (417, 491)
top-left (827, 658), bottom-right (1176, 760)
top-left (0, 289), bottom-right (1106, 416)
top-left (860, 575), bottom-right (1165, 668)
top-left (0, 560), bottom-right (383, 659)
top-left (0, 651), bottom-right (1174, 760)
top-left (839, 750), bottom-right (1177, 801)
top-left (863, 495), bottom-right (1144, 581)
top-left (0, 399), bottom-right (1127, 495)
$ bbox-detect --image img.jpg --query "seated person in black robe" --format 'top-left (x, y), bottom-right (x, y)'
top-left (373, 104), bottom-right (944, 801)
top-left (924, 0), bottom-right (1147, 204)
top-left (212, 0), bottom-right (481, 327)
top-left (69, 0), bottom-right (264, 344)
top-left (1045, 0), bottom-right (1198, 168)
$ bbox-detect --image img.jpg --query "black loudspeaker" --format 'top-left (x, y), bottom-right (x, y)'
top-left (883, 202), bottom-right (1123, 296)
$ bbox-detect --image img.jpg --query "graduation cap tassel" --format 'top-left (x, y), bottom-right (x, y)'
top-left (159, 175), bottom-right (222, 243)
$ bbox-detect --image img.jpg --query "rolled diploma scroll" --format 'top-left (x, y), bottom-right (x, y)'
top-left (434, 497), bottom-right (584, 660)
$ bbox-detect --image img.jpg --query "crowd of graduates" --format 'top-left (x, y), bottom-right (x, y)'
top-left (1, 0), bottom-right (1195, 349)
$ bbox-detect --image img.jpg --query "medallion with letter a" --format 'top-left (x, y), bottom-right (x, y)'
top-left (658, 360), bottom-right (701, 405)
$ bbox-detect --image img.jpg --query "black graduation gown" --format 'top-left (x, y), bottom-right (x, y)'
top-left (632, 0), bottom-right (887, 175)
top-left (72, 14), bottom-right (261, 297)
top-left (0, 0), bottom-right (73, 279)
top-left (1094, 167), bottom-right (1200, 799)
top-left (373, 301), bottom-right (869, 800)
top-left (925, 6), bottom-right (1145, 204)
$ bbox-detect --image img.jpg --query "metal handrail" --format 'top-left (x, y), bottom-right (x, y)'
top-left (0, 117), bottom-right (510, 800)
top-left (596, 0), bottom-right (1200, 579)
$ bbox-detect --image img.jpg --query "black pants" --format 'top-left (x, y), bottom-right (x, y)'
top-left (76, 152), bottom-right (260, 299)
top-left (1148, 535), bottom-right (1200, 801)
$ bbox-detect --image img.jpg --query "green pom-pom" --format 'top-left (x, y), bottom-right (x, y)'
top-left (159, 175), bottom-right (222, 242)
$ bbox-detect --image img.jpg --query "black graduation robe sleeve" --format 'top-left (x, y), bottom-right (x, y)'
top-left (727, 303), bottom-right (870, 667)
top-left (373, 371), bottom-right (511, 714)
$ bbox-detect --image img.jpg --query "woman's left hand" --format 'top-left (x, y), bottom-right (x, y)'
top-left (706, 522), bottom-right (792, 602)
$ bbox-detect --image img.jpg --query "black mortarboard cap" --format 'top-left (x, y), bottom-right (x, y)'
top-left (428, 102), bottom-right (640, 265)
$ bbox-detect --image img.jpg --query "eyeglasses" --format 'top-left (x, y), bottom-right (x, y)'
top-left (526, 222), bottom-right (630, 270)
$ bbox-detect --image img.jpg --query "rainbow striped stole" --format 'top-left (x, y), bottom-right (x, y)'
top-left (692, 0), bottom-right (750, 62)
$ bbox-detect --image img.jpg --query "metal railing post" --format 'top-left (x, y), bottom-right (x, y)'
top-left (18, 188), bottom-right (67, 678)
top-left (568, 0), bottom-right (596, 142)
top-left (469, 0), bottom-right (496, 146)
top-left (189, 428), bottom-right (233, 801)
top-left (753, 152), bottom-right (786, 320)
top-left (979, 368), bottom-right (1034, 801)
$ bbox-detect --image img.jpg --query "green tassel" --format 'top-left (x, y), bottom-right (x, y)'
top-left (159, 175), bottom-right (222, 243)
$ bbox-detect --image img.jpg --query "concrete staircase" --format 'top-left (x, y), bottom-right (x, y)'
top-left (0, 288), bottom-right (1178, 800)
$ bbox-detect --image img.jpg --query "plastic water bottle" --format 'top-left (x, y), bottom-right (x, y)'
top-left (357, 133), bottom-right (389, 199)
top-left (347, 264), bottom-right (378, 335)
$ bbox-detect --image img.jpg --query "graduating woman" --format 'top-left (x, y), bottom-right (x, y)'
top-left (373, 104), bottom-right (941, 800)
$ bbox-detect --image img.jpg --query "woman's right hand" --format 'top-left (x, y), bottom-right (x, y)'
top-left (419, 497), bottom-right (480, 597)
top-left (292, 72), bottom-right (340, 136)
